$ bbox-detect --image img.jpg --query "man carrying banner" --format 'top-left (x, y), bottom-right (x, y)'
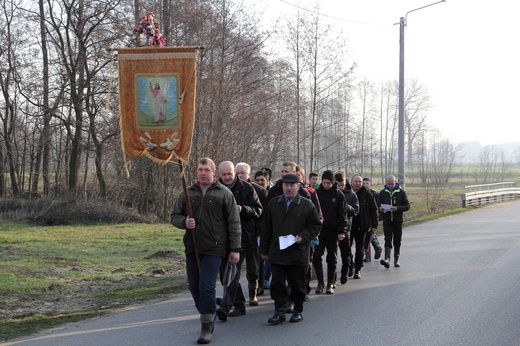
top-left (171, 157), bottom-right (241, 344)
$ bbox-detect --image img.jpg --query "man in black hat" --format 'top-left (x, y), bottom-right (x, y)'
top-left (260, 173), bottom-right (321, 324)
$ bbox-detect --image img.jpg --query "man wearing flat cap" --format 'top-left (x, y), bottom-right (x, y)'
top-left (260, 173), bottom-right (322, 324)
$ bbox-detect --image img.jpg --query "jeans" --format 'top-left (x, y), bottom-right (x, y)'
top-left (186, 252), bottom-right (222, 314)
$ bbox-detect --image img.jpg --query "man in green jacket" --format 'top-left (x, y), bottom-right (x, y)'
top-left (171, 157), bottom-right (241, 344)
top-left (260, 173), bottom-right (321, 324)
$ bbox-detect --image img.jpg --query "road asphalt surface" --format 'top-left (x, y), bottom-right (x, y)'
top-left (4, 200), bottom-right (520, 346)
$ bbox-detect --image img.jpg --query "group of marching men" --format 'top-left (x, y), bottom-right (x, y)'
top-left (171, 157), bottom-right (409, 344)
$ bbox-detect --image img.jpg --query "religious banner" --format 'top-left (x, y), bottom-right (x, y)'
top-left (117, 47), bottom-right (199, 170)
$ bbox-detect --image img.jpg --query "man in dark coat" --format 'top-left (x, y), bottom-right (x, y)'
top-left (216, 161), bottom-right (262, 321)
top-left (234, 162), bottom-right (269, 298)
top-left (313, 170), bottom-right (348, 294)
top-left (378, 174), bottom-right (410, 268)
top-left (334, 171), bottom-right (359, 284)
top-left (260, 174), bottom-right (321, 324)
top-left (350, 174), bottom-right (379, 279)
top-left (363, 177), bottom-right (383, 262)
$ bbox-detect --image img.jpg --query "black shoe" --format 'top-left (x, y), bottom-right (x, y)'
top-left (228, 306), bottom-right (246, 317)
top-left (257, 287), bottom-right (264, 296)
top-left (380, 259), bottom-right (390, 269)
top-left (326, 284), bottom-right (334, 294)
top-left (249, 298), bottom-right (259, 306)
top-left (354, 270), bottom-right (361, 279)
top-left (315, 282), bottom-right (324, 294)
top-left (348, 265), bottom-right (354, 278)
top-left (340, 272), bottom-right (348, 284)
top-left (216, 308), bottom-right (228, 322)
top-left (268, 312), bottom-right (286, 324)
top-left (216, 297), bottom-right (222, 306)
top-left (374, 247), bottom-right (382, 260)
top-left (394, 260), bottom-right (401, 267)
top-left (285, 301), bottom-right (294, 313)
top-left (289, 312), bottom-right (303, 322)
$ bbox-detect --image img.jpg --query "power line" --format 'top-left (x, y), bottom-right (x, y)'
top-left (278, 0), bottom-right (392, 26)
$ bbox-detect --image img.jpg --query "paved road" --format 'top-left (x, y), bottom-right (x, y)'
top-left (5, 201), bottom-right (520, 346)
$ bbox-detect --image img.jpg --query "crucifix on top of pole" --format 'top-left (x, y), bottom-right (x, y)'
top-left (397, 0), bottom-right (445, 187)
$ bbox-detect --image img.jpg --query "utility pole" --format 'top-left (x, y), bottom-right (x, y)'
top-left (398, 0), bottom-right (445, 187)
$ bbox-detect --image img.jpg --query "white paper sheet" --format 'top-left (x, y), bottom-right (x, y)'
top-left (381, 204), bottom-right (393, 213)
top-left (279, 234), bottom-right (296, 250)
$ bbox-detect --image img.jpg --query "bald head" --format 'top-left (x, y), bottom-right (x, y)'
top-left (218, 161), bottom-right (235, 186)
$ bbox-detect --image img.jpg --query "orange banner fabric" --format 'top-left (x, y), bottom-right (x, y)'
top-left (118, 47), bottom-right (199, 168)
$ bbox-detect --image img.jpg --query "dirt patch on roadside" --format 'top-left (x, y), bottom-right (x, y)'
top-left (0, 256), bottom-right (187, 320)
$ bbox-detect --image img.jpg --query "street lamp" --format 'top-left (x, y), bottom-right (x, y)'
top-left (397, 0), bottom-right (445, 186)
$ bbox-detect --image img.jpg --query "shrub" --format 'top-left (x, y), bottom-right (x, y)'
top-left (0, 198), bottom-right (161, 225)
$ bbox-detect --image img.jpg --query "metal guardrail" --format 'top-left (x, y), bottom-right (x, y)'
top-left (461, 182), bottom-right (520, 207)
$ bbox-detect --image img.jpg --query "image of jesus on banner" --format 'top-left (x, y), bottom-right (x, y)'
top-left (136, 74), bottom-right (179, 129)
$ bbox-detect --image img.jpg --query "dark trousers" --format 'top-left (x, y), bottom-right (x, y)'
top-left (186, 252), bottom-right (222, 314)
top-left (383, 220), bottom-right (403, 256)
top-left (351, 228), bottom-right (368, 270)
top-left (264, 260), bottom-right (271, 280)
top-left (337, 235), bottom-right (352, 273)
top-left (312, 231), bottom-right (339, 284)
top-left (305, 245), bottom-right (315, 293)
top-left (220, 246), bottom-right (259, 311)
top-left (258, 258), bottom-right (265, 289)
top-left (270, 263), bottom-right (306, 312)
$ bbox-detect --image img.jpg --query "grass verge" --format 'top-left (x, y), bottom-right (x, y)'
top-left (0, 222), bottom-right (187, 341)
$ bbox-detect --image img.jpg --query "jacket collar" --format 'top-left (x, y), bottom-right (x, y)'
top-left (278, 193), bottom-right (302, 205)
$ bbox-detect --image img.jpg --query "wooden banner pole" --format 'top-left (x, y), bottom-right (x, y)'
top-left (178, 159), bottom-right (200, 271)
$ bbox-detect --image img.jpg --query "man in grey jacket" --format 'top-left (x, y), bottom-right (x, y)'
top-left (171, 157), bottom-right (241, 344)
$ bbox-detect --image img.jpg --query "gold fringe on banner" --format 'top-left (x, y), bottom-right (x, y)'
top-left (118, 52), bottom-right (197, 60)
top-left (117, 47), bottom-right (200, 175)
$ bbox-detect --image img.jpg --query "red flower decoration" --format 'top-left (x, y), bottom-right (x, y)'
top-left (133, 11), bottom-right (166, 47)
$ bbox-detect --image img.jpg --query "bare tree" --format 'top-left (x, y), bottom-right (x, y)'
top-left (474, 145), bottom-right (510, 184)
top-left (417, 130), bottom-right (460, 213)
top-left (294, 5), bottom-right (354, 171)
top-left (404, 78), bottom-right (432, 166)
top-left (0, 0), bottom-right (26, 196)
top-left (42, 0), bottom-right (122, 195)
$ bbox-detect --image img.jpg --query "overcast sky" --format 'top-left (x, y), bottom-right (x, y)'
top-left (246, 0), bottom-right (519, 146)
